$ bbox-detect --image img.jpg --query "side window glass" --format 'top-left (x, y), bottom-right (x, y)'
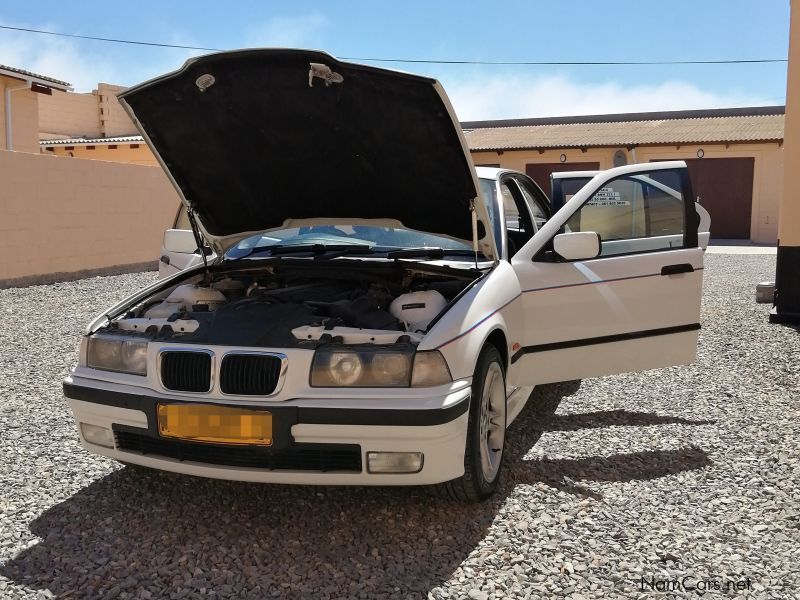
top-left (564, 170), bottom-right (685, 256)
top-left (479, 179), bottom-right (503, 256)
top-left (515, 178), bottom-right (549, 231)
top-left (499, 182), bottom-right (522, 232)
top-left (175, 205), bottom-right (191, 230)
top-left (552, 177), bottom-right (592, 212)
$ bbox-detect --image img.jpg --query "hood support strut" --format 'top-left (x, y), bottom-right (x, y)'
top-left (187, 208), bottom-right (209, 273)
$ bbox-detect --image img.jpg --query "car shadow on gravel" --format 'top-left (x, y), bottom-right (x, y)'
top-left (501, 383), bottom-right (714, 501)
top-left (540, 409), bottom-right (714, 431)
top-left (1, 381), bottom-right (713, 599)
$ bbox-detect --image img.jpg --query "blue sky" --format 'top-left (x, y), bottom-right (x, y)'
top-left (0, 0), bottom-right (791, 119)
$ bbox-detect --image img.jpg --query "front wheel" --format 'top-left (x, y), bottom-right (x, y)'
top-left (438, 345), bottom-right (507, 502)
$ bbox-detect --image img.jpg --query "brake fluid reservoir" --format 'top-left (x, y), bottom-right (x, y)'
top-left (389, 290), bottom-right (447, 332)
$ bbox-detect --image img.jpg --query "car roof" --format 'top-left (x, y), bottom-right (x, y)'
top-left (475, 166), bottom-right (522, 180)
top-left (550, 170), bottom-right (600, 179)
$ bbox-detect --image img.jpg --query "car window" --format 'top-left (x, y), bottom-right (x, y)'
top-left (514, 177), bottom-right (548, 231)
top-left (225, 225), bottom-right (482, 261)
top-left (479, 178), bottom-right (504, 256)
top-left (500, 179), bottom-right (538, 259)
top-left (551, 176), bottom-right (593, 212)
top-left (175, 205), bottom-right (191, 230)
top-left (564, 170), bottom-right (686, 257)
top-left (499, 182), bottom-right (522, 232)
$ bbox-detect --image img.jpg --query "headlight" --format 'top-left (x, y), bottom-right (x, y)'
top-left (411, 351), bottom-right (452, 387)
top-left (310, 347), bottom-right (450, 388)
top-left (87, 335), bottom-right (148, 376)
top-left (328, 352), bottom-right (364, 386)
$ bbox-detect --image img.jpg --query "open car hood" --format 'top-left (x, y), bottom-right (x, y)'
top-left (118, 49), bottom-right (494, 259)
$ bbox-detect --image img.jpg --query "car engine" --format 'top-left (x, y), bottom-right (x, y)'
top-left (98, 265), bottom-right (475, 348)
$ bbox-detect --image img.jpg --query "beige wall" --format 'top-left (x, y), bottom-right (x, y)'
top-left (471, 142), bottom-right (783, 243)
top-left (0, 75), bottom-right (41, 153)
top-left (780, 0), bottom-right (800, 246)
top-left (0, 149), bottom-right (179, 281)
top-left (38, 88), bottom-right (101, 139)
top-left (472, 147), bottom-right (615, 172)
top-left (44, 143), bottom-right (158, 166)
top-left (97, 83), bottom-right (137, 137)
top-left (38, 82), bottom-right (138, 141)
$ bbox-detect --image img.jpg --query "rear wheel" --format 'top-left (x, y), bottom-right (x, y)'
top-left (438, 344), bottom-right (507, 502)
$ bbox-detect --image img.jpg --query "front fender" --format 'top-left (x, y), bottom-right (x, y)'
top-left (419, 261), bottom-right (522, 380)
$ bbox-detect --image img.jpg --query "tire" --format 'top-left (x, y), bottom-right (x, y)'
top-left (438, 344), bottom-right (507, 502)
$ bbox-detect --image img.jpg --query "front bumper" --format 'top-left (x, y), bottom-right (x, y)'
top-left (64, 376), bottom-right (471, 485)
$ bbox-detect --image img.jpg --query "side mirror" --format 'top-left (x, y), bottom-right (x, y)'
top-left (163, 228), bottom-right (199, 254)
top-left (553, 231), bottom-right (601, 261)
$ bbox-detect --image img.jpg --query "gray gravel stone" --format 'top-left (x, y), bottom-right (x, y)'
top-left (0, 255), bottom-right (799, 599)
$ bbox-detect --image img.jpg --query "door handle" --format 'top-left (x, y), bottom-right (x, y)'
top-left (661, 263), bottom-right (694, 276)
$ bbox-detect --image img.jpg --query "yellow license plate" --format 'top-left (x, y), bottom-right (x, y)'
top-left (157, 404), bottom-right (273, 446)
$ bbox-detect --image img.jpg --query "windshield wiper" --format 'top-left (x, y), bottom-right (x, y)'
top-left (386, 247), bottom-right (482, 260)
top-left (227, 243), bottom-right (374, 262)
top-left (271, 243), bottom-right (372, 256)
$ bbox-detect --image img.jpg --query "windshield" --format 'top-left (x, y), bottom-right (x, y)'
top-left (224, 224), bottom-right (481, 260)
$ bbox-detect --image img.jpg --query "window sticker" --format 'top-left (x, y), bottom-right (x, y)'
top-left (586, 187), bottom-right (630, 207)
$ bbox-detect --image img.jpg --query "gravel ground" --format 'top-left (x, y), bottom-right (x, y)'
top-left (0, 253), bottom-right (798, 599)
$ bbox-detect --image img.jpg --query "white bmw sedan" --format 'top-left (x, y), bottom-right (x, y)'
top-left (64, 49), bottom-right (706, 501)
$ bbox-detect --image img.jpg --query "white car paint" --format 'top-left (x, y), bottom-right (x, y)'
top-left (63, 52), bottom-right (706, 497)
top-left (66, 159), bottom-right (705, 493)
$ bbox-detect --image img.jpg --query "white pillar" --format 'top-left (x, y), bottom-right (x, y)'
top-left (771, 0), bottom-right (800, 323)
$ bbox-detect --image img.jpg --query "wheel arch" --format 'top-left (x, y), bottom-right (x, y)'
top-left (484, 328), bottom-right (509, 374)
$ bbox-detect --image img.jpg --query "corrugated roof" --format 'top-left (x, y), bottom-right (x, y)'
top-left (465, 113), bottom-right (784, 151)
top-left (0, 64), bottom-right (71, 90)
top-left (461, 106), bottom-right (785, 129)
top-left (39, 135), bottom-right (144, 146)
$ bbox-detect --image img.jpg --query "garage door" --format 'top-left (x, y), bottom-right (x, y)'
top-left (652, 157), bottom-right (754, 239)
top-left (526, 162), bottom-right (600, 198)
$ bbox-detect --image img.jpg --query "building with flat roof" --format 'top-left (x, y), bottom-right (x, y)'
top-left (465, 106), bottom-right (785, 243)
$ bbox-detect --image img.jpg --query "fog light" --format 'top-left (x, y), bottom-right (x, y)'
top-left (80, 423), bottom-right (115, 448)
top-left (367, 451), bottom-right (424, 474)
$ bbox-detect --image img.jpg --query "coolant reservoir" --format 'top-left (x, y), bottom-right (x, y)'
top-left (389, 290), bottom-right (447, 332)
top-left (144, 284), bottom-right (227, 318)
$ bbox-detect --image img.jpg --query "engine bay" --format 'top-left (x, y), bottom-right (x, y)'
top-left (97, 262), bottom-right (478, 348)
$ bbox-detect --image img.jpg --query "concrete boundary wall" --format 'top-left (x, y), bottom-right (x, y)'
top-left (0, 150), bottom-right (179, 282)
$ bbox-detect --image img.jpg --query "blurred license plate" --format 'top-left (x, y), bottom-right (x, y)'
top-left (157, 404), bottom-right (272, 446)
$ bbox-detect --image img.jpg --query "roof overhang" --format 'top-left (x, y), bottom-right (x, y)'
top-left (0, 65), bottom-right (72, 91)
top-left (469, 138), bottom-right (785, 153)
top-left (39, 135), bottom-right (145, 147)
